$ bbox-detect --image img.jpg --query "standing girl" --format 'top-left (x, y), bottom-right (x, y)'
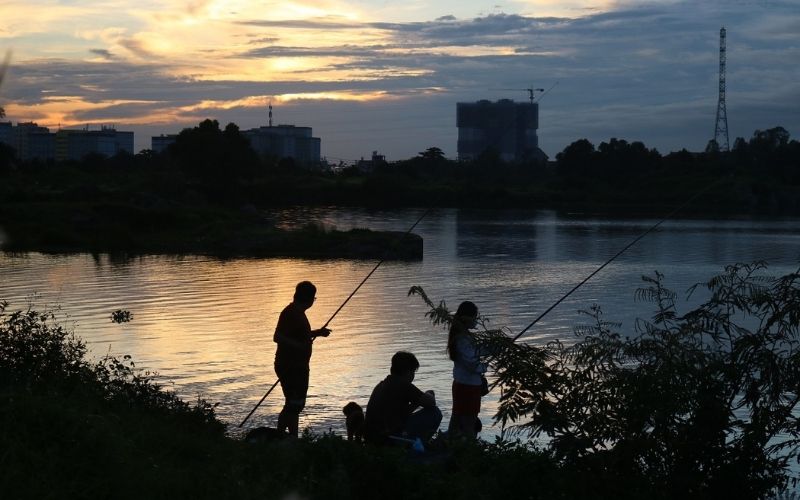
top-left (447, 301), bottom-right (486, 438)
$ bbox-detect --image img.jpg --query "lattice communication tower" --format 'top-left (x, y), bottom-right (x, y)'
top-left (714, 27), bottom-right (730, 152)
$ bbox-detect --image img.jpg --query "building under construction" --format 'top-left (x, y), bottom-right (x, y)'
top-left (456, 99), bottom-right (545, 162)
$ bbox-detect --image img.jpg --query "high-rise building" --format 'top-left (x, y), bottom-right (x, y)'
top-left (0, 122), bottom-right (56, 161)
top-left (243, 124), bottom-right (321, 165)
top-left (457, 99), bottom-right (545, 162)
top-left (55, 126), bottom-right (133, 161)
top-left (0, 123), bottom-right (134, 161)
top-left (0, 121), bottom-right (12, 146)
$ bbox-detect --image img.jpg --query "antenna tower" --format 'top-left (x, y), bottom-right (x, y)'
top-left (269, 101), bottom-right (273, 127)
top-left (714, 27), bottom-right (730, 151)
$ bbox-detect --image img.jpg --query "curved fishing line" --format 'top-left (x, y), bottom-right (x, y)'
top-left (239, 206), bottom-right (435, 428)
top-left (509, 179), bottom-right (722, 344)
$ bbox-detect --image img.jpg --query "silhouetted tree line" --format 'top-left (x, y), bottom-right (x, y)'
top-left (556, 126), bottom-right (799, 183)
top-left (1, 120), bottom-right (798, 211)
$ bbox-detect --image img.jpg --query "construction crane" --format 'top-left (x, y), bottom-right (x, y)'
top-left (492, 82), bottom-right (559, 104)
top-left (497, 87), bottom-right (544, 104)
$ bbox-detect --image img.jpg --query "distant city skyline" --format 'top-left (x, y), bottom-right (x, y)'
top-left (1, 0), bottom-right (798, 160)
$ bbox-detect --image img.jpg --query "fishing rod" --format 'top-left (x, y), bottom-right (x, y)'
top-left (474, 179), bottom-right (724, 398)
top-left (238, 207), bottom-right (435, 428)
top-left (506, 179), bottom-right (720, 345)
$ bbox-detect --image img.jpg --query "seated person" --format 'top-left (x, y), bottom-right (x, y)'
top-left (363, 351), bottom-right (442, 445)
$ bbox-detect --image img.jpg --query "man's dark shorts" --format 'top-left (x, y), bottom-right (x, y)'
top-left (275, 362), bottom-right (309, 412)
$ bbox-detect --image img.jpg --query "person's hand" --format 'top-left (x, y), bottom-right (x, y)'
top-left (422, 389), bottom-right (436, 406)
top-left (314, 327), bottom-right (332, 338)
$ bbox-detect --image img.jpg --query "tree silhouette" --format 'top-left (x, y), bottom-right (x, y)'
top-left (556, 138), bottom-right (595, 172)
top-left (169, 119), bottom-right (259, 180)
top-left (417, 147), bottom-right (446, 162)
top-left (750, 126), bottom-right (790, 153)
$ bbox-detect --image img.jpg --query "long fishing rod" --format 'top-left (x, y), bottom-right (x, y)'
top-left (476, 179), bottom-right (723, 398)
top-left (239, 207), bottom-right (435, 428)
top-left (510, 179), bottom-right (723, 345)
top-left (319, 208), bottom-right (433, 330)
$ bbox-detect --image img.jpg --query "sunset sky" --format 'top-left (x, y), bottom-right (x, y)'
top-left (1, 0), bottom-right (798, 161)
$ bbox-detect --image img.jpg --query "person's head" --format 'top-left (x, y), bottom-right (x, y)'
top-left (455, 301), bottom-right (478, 328)
top-left (390, 351), bottom-right (420, 381)
top-left (448, 301), bottom-right (479, 361)
top-left (293, 281), bottom-right (317, 309)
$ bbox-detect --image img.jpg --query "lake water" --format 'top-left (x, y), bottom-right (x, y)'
top-left (2, 208), bottom-right (799, 441)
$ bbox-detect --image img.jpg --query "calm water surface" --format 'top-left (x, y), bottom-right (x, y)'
top-left (2, 208), bottom-right (799, 440)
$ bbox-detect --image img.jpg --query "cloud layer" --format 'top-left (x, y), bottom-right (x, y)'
top-left (1, 0), bottom-right (798, 160)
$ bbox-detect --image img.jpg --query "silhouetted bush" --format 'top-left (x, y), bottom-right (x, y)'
top-left (413, 262), bottom-right (800, 497)
top-left (0, 301), bottom-right (222, 429)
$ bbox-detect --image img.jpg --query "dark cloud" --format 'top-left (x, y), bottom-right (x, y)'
top-left (247, 36), bottom-right (280, 45)
top-left (3, 1), bottom-right (798, 160)
top-left (69, 102), bottom-right (163, 121)
top-left (89, 49), bottom-right (114, 59)
top-left (239, 17), bottom-right (363, 29)
top-left (243, 44), bottom-right (385, 58)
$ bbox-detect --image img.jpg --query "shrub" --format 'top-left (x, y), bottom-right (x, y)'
top-left (412, 262), bottom-right (800, 497)
top-left (0, 301), bottom-right (88, 384)
top-left (0, 301), bottom-right (223, 432)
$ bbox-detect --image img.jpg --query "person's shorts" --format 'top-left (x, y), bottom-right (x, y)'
top-left (275, 362), bottom-right (309, 409)
top-left (452, 381), bottom-right (482, 416)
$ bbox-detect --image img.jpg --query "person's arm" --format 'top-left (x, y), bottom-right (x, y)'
top-left (408, 383), bottom-right (436, 409)
top-left (311, 327), bottom-right (331, 338)
top-left (418, 389), bottom-right (436, 408)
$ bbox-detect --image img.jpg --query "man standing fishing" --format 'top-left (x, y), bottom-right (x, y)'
top-left (274, 281), bottom-right (331, 437)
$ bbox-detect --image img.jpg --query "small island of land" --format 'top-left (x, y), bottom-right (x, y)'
top-left (0, 197), bottom-right (423, 260)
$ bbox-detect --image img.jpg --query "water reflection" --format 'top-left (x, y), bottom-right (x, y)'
top-left (1, 209), bottom-right (799, 441)
top-left (456, 209), bottom-right (538, 260)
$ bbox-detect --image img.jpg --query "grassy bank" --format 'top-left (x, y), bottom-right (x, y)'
top-left (0, 303), bottom-right (654, 500)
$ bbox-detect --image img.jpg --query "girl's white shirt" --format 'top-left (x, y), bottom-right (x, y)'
top-left (452, 332), bottom-right (487, 386)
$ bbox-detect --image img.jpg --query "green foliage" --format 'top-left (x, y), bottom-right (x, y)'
top-left (407, 286), bottom-right (453, 328)
top-left (0, 301), bottom-right (87, 384)
top-left (169, 118), bottom-right (260, 181)
top-left (417, 146), bottom-right (447, 162)
top-left (0, 302), bottom-right (223, 431)
top-left (3, 124), bottom-right (800, 214)
top-left (556, 137), bottom-right (662, 178)
top-left (0, 299), bottom-right (647, 499)
top-left (412, 262), bottom-right (800, 497)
